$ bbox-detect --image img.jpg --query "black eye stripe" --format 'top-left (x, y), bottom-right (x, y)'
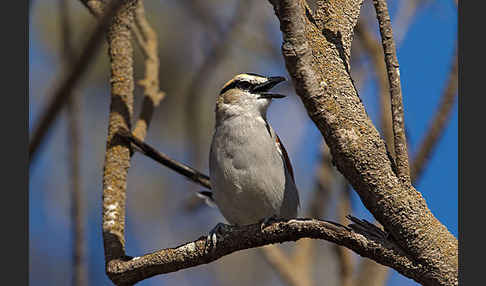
top-left (219, 80), bottom-right (253, 94)
top-left (238, 81), bottom-right (252, 90)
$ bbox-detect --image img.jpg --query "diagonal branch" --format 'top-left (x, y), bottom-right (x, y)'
top-left (372, 0), bottom-right (411, 184)
top-left (118, 130), bottom-right (211, 189)
top-left (268, 0), bottom-right (457, 285)
top-left (106, 218), bottom-right (430, 286)
top-left (411, 49), bottom-right (458, 183)
top-left (355, 21), bottom-right (394, 159)
top-left (29, 0), bottom-right (126, 165)
top-left (60, 0), bottom-right (86, 285)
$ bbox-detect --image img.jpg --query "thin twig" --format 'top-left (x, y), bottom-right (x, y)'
top-left (79, 0), bottom-right (105, 18)
top-left (132, 0), bottom-right (165, 141)
top-left (60, 0), bottom-right (86, 285)
top-left (29, 0), bottom-right (126, 165)
top-left (117, 129), bottom-right (211, 189)
top-left (411, 49), bottom-right (458, 183)
top-left (373, 0), bottom-right (411, 184)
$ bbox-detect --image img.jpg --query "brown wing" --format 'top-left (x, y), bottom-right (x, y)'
top-left (275, 134), bottom-right (295, 183)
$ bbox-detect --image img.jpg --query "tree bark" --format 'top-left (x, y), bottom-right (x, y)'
top-left (269, 0), bottom-right (457, 285)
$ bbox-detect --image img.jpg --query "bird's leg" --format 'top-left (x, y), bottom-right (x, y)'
top-left (204, 222), bottom-right (232, 253)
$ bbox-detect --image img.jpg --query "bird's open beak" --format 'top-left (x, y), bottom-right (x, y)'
top-left (255, 76), bottom-right (287, 99)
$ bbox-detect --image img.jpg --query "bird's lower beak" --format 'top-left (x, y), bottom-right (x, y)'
top-left (254, 76), bottom-right (287, 99)
top-left (259, 93), bottom-right (287, 99)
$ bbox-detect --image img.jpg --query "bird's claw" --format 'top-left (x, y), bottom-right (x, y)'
top-left (260, 215), bottom-right (281, 231)
top-left (204, 222), bottom-right (231, 253)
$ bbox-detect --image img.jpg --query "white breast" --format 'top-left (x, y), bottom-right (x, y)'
top-left (209, 114), bottom-right (299, 225)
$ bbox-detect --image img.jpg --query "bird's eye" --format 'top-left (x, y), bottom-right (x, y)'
top-left (238, 81), bottom-right (251, 90)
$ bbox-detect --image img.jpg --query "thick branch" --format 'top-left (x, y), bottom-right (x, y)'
top-left (373, 0), bottom-right (411, 184)
top-left (355, 21), bottom-right (394, 159)
top-left (106, 218), bottom-right (429, 286)
top-left (102, 0), bottom-right (138, 264)
top-left (269, 0), bottom-right (457, 284)
top-left (29, 0), bottom-right (126, 164)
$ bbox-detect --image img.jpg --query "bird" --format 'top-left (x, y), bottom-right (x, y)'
top-left (207, 73), bottom-right (300, 227)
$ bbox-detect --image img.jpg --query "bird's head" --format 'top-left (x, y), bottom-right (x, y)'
top-left (216, 73), bottom-right (287, 119)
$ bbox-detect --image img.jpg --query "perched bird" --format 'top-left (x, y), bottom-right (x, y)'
top-left (208, 73), bottom-right (300, 226)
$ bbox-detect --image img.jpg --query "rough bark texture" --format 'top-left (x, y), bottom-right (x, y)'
top-left (355, 20), bottom-right (394, 160)
top-left (102, 0), bottom-right (138, 266)
top-left (372, 0), bottom-right (411, 184)
top-left (269, 0), bottom-right (458, 285)
top-left (106, 218), bottom-right (428, 285)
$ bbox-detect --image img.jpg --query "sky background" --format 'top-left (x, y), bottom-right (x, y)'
top-left (29, 0), bottom-right (457, 285)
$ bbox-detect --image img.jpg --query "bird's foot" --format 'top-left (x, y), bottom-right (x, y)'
top-left (204, 222), bottom-right (232, 254)
top-left (260, 214), bottom-right (281, 231)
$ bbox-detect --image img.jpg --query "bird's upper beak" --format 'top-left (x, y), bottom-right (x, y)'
top-left (255, 76), bottom-right (287, 99)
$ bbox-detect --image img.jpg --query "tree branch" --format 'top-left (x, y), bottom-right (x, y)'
top-left (372, 0), bottom-right (411, 184)
top-left (355, 21), bottom-right (394, 159)
top-left (60, 0), bottom-right (86, 285)
top-left (131, 0), bottom-right (165, 141)
top-left (411, 49), bottom-right (458, 183)
top-left (117, 129), bottom-right (211, 189)
top-left (29, 0), bottom-right (126, 164)
top-left (101, 0), bottom-right (137, 266)
top-left (106, 218), bottom-right (430, 286)
top-left (268, 0), bottom-right (457, 284)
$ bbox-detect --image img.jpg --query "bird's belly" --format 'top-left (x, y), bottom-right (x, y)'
top-left (212, 172), bottom-right (283, 225)
top-left (209, 120), bottom-right (297, 225)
